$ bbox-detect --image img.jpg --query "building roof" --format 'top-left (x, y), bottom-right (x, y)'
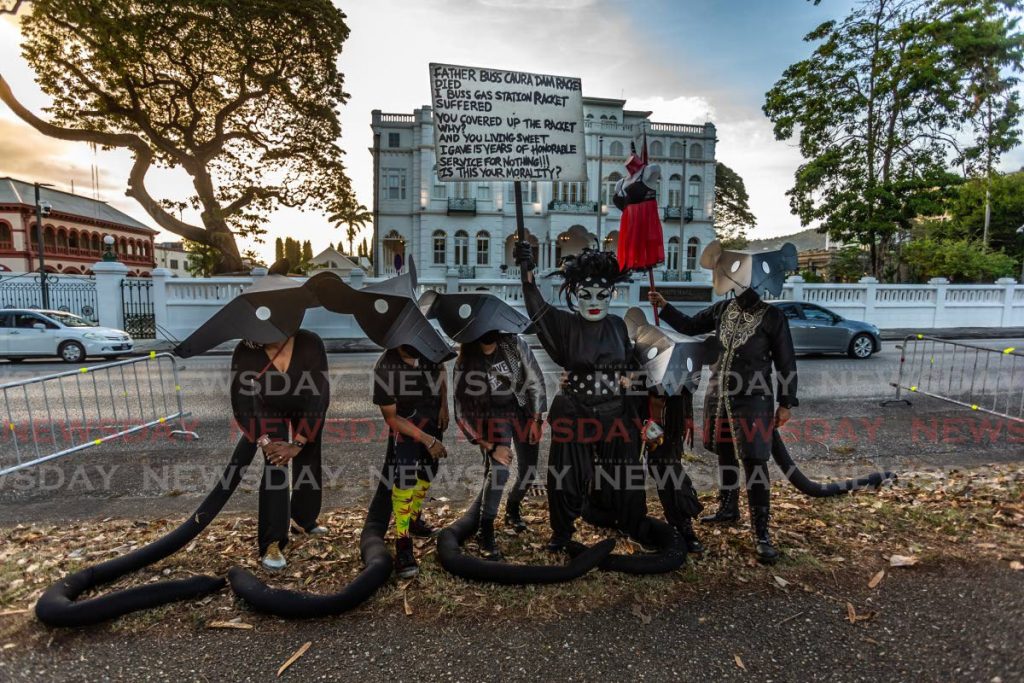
top-left (311, 246), bottom-right (361, 271)
top-left (0, 177), bottom-right (156, 233)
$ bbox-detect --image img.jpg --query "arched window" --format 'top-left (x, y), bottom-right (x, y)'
top-left (609, 141), bottom-right (624, 157)
top-left (689, 143), bottom-right (703, 160)
top-left (432, 230), bottom-right (447, 265)
top-left (91, 233), bottom-right (101, 254)
top-left (667, 236), bottom-right (680, 271)
top-left (44, 226), bottom-right (56, 252)
top-left (56, 229), bottom-right (69, 253)
top-left (669, 142), bottom-right (684, 157)
top-left (603, 172), bottom-right (622, 206)
top-left (600, 114), bottom-right (608, 121)
top-left (668, 174), bottom-right (683, 207)
top-left (586, 113), bottom-right (594, 120)
top-left (68, 230), bottom-right (80, 252)
top-left (454, 230), bottom-right (469, 266)
top-left (687, 175), bottom-right (702, 215)
top-left (608, 115), bottom-right (617, 122)
top-left (0, 221), bottom-right (12, 249)
top-left (649, 140), bottom-right (663, 156)
top-left (686, 237), bottom-right (700, 271)
top-left (476, 231), bottom-right (490, 266)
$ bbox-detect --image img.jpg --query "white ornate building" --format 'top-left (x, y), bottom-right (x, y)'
top-left (370, 97), bottom-right (717, 281)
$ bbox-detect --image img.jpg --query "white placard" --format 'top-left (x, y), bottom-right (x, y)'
top-left (429, 63), bottom-right (587, 182)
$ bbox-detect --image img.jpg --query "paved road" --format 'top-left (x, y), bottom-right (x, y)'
top-left (0, 339), bottom-right (1021, 523)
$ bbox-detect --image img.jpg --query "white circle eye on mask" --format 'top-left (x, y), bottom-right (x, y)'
top-left (730, 260), bottom-right (741, 273)
top-left (374, 299), bottom-right (389, 314)
top-left (647, 347), bottom-right (658, 360)
top-left (255, 306), bottom-right (271, 321)
top-left (686, 357), bottom-right (694, 372)
top-left (762, 261), bottom-right (771, 273)
top-left (458, 303), bottom-right (472, 319)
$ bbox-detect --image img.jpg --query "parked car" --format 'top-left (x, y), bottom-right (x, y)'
top-left (0, 309), bottom-right (134, 363)
top-left (770, 301), bottom-right (881, 359)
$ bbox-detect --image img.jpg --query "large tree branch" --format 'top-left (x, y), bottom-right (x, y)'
top-left (0, 1), bottom-right (28, 15)
top-left (0, 74), bottom-right (208, 243)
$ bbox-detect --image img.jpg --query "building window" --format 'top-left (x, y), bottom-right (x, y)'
top-left (432, 230), bottom-right (447, 265)
top-left (609, 141), bottom-right (624, 157)
top-left (506, 182), bottom-right (538, 204)
top-left (388, 132), bottom-right (400, 148)
top-left (668, 174), bottom-right (683, 207)
top-left (452, 182), bottom-right (473, 199)
top-left (603, 173), bottom-right (622, 206)
top-left (0, 222), bottom-right (12, 249)
top-left (383, 168), bottom-right (407, 200)
top-left (670, 141), bottom-right (684, 157)
top-left (690, 143), bottom-right (703, 159)
top-left (432, 183), bottom-right (448, 199)
top-left (454, 230), bottom-right (469, 266)
top-left (667, 237), bottom-right (680, 271)
top-left (649, 140), bottom-right (663, 157)
top-left (686, 237), bottom-right (700, 271)
top-left (554, 182), bottom-right (588, 203)
top-left (476, 231), bottom-right (490, 265)
top-left (687, 175), bottom-right (702, 212)
top-left (170, 259), bottom-right (179, 270)
top-left (477, 183), bottom-right (491, 201)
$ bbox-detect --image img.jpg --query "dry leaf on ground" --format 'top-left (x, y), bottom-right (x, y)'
top-left (277, 641), bottom-right (311, 677)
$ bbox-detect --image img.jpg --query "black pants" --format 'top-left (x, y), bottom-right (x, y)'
top-left (705, 394), bottom-right (774, 509)
top-left (258, 439), bottom-right (322, 555)
top-left (506, 408), bottom-right (541, 507)
top-left (546, 395), bottom-right (646, 541)
top-left (646, 446), bottom-right (702, 530)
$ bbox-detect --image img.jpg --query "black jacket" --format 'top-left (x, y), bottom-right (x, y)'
top-left (660, 289), bottom-right (798, 408)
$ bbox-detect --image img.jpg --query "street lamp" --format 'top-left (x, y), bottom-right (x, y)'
top-left (102, 234), bottom-right (117, 262)
top-left (34, 182), bottom-right (54, 309)
top-left (1017, 224), bottom-right (1024, 284)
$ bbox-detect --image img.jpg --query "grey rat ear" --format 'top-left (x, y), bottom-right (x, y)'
top-left (699, 240), bottom-right (723, 270)
top-left (779, 243), bottom-right (798, 271)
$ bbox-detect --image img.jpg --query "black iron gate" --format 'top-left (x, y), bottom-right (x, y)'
top-left (0, 274), bottom-right (99, 322)
top-left (121, 278), bottom-right (155, 338)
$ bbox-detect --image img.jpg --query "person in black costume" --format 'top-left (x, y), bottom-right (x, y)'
top-left (514, 244), bottom-right (647, 552)
top-left (230, 308), bottom-right (330, 570)
top-left (648, 240), bottom-right (799, 564)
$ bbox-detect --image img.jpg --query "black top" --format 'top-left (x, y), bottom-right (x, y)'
top-left (660, 289), bottom-right (799, 408)
top-left (372, 348), bottom-right (444, 421)
top-left (230, 329), bottom-right (330, 443)
top-left (523, 277), bottom-right (634, 410)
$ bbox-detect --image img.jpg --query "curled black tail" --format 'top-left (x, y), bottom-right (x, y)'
top-left (572, 508), bottom-right (687, 575)
top-left (771, 430), bottom-right (895, 498)
top-left (227, 479), bottom-right (394, 618)
top-left (35, 437), bottom-right (258, 627)
top-left (437, 496), bottom-right (615, 585)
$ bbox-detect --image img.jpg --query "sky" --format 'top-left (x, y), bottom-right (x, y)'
top-left (1, 0), bottom-right (1022, 263)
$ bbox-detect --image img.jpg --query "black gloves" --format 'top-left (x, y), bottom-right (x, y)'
top-left (513, 241), bottom-right (535, 273)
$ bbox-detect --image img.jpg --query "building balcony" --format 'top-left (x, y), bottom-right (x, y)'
top-left (447, 198), bottom-right (477, 215)
top-left (456, 265), bottom-right (476, 278)
top-left (548, 200), bottom-right (598, 213)
top-left (662, 270), bottom-right (694, 282)
top-left (662, 206), bottom-right (695, 222)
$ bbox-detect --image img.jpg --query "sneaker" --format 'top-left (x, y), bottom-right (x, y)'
top-left (409, 516), bottom-right (438, 538)
top-left (261, 545), bottom-right (286, 571)
top-left (308, 525), bottom-right (329, 536)
top-left (395, 537), bottom-right (419, 579)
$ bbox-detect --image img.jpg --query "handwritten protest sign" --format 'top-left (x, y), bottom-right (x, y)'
top-left (428, 63), bottom-right (587, 182)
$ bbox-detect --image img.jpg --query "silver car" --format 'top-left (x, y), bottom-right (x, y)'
top-left (0, 309), bottom-right (134, 363)
top-left (771, 301), bottom-right (881, 359)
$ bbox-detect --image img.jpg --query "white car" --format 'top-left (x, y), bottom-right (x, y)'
top-left (0, 309), bottom-right (134, 363)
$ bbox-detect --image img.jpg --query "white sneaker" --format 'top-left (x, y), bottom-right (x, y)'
top-left (261, 545), bottom-right (286, 570)
top-left (308, 525), bottom-right (329, 536)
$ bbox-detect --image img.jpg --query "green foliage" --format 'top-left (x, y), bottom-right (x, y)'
top-left (798, 269), bottom-right (825, 283)
top-left (274, 238), bottom-right (284, 264)
top-left (830, 246), bottom-right (870, 282)
top-left (901, 237), bottom-right (1016, 282)
top-left (714, 162), bottom-right (755, 249)
top-left (182, 240), bottom-right (220, 277)
top-left (302, 240), bottom-right (313, 262)
top-left (329, 196), bottom-right (371, 255)
top-left (10, 0), bottom-right (355, 273)
top-left (764, 0), bottom-right (1023, 276)
top-left (947, 171), bottom-right (1024, 258)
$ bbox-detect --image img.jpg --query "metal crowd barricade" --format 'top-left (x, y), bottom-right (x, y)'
top-left (0, 352), bottom-right (198, 476)
top-left (886, 335), bottom-right (1024, 423)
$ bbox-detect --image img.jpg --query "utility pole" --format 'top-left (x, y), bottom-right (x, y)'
top-left (371, 130), bottom-right (381, 277)
top-left (34, 182), bottom-right (53, 309)
top-left (595, 135), bottom-right (604, 247)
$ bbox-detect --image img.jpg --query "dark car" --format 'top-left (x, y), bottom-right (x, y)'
top-left (770, 301), bottom-right (881, 359)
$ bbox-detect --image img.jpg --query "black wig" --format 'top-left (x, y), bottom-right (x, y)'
top-left (555, 249), bottom-right (631, 310)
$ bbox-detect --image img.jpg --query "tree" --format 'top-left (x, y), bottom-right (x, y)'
top-left (714, 161), bottom-right (756, 249)
top-left (901, 237), bottom-right (1016, 282)
top-left (830, 246), bottom-right (870, 282)
top-left (948, 171), bottom-right (1024, 258)
top-left (0, 0), bottom-right (354, 273)
top-left (763, 0), bottom-right (1013, 277)
top-left (274, 237), bottom-right (285, 264)
top-left (329, 196), bottom-right (371, 255)
top-left (183, 240), bottom-right (219, 277)
top-left (302, 240), bottom-right (313, 262)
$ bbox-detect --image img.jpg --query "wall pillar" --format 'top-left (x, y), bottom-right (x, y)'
top-left (785, 274), bottom-right (804, 302)
top-left (150, 268), bottom-right (172, 341)
top-left (928, 277), bottom-right (949, 327)
top-left (858, 276), bottom-right (878, 323)
top-left (92, 260), bottom-right (129, 330)
top-left (996, 277), bottom-right (1016, 326)
top-left (446, 267), bottom-right (459, 294)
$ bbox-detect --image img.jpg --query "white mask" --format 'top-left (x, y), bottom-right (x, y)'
top-left (576, 285), bottom-right (612, 322)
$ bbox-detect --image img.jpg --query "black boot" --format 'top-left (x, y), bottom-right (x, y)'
top-left (699, 489), bottom-right (740, 524)
top-left (677, 516), bottom-right (704, 556)
top-left (504, 501), bottom-right (528, 533)
top-left (394, 536), bottom-right (419, 578)
top-left (477, 517), bottom-right (504, 561)
top-left (546, 533), bottom-right (571, 553)
top-left (409, 515), bottom-right (437, 538)
top-left (751, 505), bottom-right (779, 565)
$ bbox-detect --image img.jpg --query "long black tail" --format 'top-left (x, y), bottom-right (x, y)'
top-left (35, 437), bottom-right (258, 627)
top-left (226, 479), bottom-right (394, 618)
top-left (771, 430), bottom-right (895, 498)
top-left (570, 507), bottom-right (687, 575)
top-left (436, 496), bottom-right (615, 585)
